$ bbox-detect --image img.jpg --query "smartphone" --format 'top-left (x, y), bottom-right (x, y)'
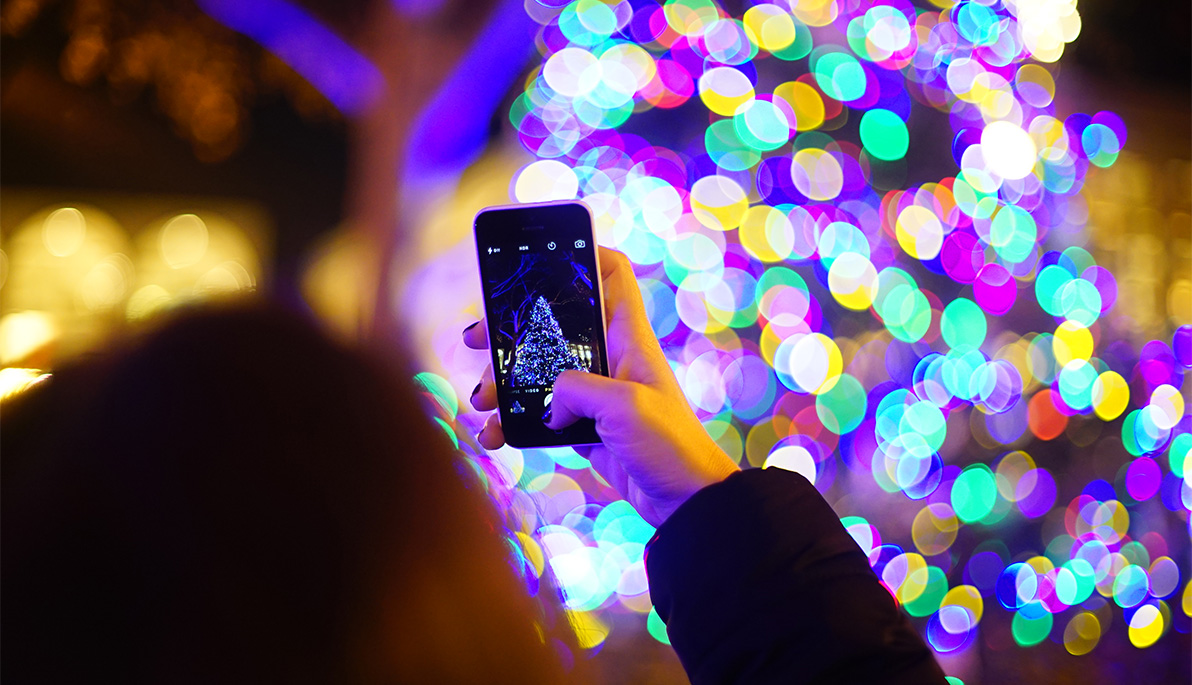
top-left (474, 201), bottom-right (609, 448)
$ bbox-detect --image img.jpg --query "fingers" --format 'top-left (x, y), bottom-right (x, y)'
top-left (477, 413), bottom-right (505, 450)
top-left (462, 319), bottom-right (488, 349)
top-left (597, 248), bottom-right (652, 334)
top-left (546, 370), bottom-right (634, 430)
top-left (597, 248), bottom-right (673, 384)
top-left (463, 324), bottom-right (499, 439)
top-left (469, 364), bottom-right (498, 412)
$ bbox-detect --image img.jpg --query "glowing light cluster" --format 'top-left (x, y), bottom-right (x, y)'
top-left (451, 0), bottom-right (1189, 664)
top-left (2, 204), bottom-right (262, 368)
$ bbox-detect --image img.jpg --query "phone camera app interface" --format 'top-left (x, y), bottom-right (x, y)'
top-left (478, 205), bottom-right (605, 446)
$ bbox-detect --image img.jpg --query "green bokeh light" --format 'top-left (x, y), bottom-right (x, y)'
top-left (706, 119), bottom-right (761, 171)
top-left (647, 606), bottom-right (671, 645)
top-left (941, 297), bottom-right (987, 351)
top-left (952, 464), bottom-right (997, 523)
top-left (813, 50), bottom-right (867, 102)
top-left (904, 565), bottom-right (949, 617)
top-left (859, 109), bottom-right (909, 161)
top-left (1011, 606), bottom-right (1053, 646)
top-left (816, 373), bottom-right (867, 434)
top-left (990, 205), bottom-right (1037, 264)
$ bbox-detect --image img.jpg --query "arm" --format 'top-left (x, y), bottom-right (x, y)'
top-left (646, 468), bottom-right (948, 684)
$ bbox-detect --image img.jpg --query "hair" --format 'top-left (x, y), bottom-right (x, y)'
top-left (2, 302), bottom-right (580, 683)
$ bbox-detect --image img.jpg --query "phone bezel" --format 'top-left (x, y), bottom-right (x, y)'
top-left (472, 199), bottom-right (609, 448)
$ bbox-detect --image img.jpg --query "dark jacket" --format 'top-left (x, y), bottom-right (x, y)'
top-left (647, 468), bottom-right (949, 684)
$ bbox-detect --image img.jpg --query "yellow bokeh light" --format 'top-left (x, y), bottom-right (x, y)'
top-left (514, 531), bottom-right (545, 578)
top-left (689, 175), bottom-right (748, 231)
top-left (567, 609), bottom-right (610, 649)
top-left (1091, 370), bottom-right (1129, 421)
top-left (739, 205), bottom-right (793, 263)
top-left (941, 585), bottom-right (984, 623)
top-left (42, 207), bottom-right (87, 257)
top-left (698, 66), bottom-right (755, 117)
top-left (790, 0), bottom-right (838, 27)
top-left (884, 552), bottom-right (929, 605)
top-left (1063, 611), bottom-right (1101, 656)
top-left (895, 205), bottom-right (944, 260)
top-left (912, 503), bottom-right (959, 556)
top-left (160, 213), bottom-right (210, 268)
top-left (775, 81), bottom-right (825, 131)
top-left (1127, 604), bottom-right (1164, 648)
top-left (828, 252), bottom-right (879, 311)
top-left (663, 0), bottom-right (720, 36)
top-left (995, 450), bottom-right (1037, 501)
top-left (1052, 319), bottom-right (1093, 365)
top-left (1148, 385), bottom-right (1184, 430)
top-left (1015, 64), bottom-right (1056, 107)
top-left (742, 4), bottom-right (796, 52)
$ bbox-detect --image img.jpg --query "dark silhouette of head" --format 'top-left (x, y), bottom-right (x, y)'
top-left (3, 303), bottom-right (576, 682)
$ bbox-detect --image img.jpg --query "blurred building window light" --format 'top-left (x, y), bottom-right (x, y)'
top-left (197, 260), bottom-right (257, 295)
top-left (42, 207), bottom-right (87, 257)
top-left (301, 225), bottom-right (374, 341)
top-left (8, 204), bottom-right (130, 318)
top-left (136, 210), bottom-right (261, 308)
top-left (195, 0), bottom-right (383, 116)
top-left (0, 368), bottom-right (51, 403)
top-left (0, 312), bottom-right (58, 366)
top-left (79, 254), bottom-right (134, 312)
top-left (1169, 278), bottom-right (1191, 325)
top-left (126, 285), bottom-right (174, 322)
top-left (160, 214), bottom-right (210, 269)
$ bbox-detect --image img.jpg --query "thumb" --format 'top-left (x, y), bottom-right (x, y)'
top-left (546, 370), bottom-right (631, 430)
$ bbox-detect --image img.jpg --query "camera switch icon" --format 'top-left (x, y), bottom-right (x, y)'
top-left (574, 239), bottom-right (586, 248)
top-left (547, 241), bottom-right (557, 250)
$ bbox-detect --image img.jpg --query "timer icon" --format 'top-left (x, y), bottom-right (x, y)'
top-left (547, 241), bottom-right (557, 250)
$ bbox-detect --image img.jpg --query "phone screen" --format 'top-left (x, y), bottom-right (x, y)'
top-left (474, 202), bottom-right (609, 448)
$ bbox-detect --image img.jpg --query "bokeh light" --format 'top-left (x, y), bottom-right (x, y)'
top-left (424, 0), bottom-right (1190, 674)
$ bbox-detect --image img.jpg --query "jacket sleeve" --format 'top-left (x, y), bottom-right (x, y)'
top-left (645, 467), bottom-right (948, 685)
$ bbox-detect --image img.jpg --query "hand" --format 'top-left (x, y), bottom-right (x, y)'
top-left (463, 247), bottom-right (739, 527)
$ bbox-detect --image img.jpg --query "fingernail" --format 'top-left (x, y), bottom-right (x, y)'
top-left (463, 322), bottom-right (479, 334)
top-left (471, 383), bottom-right (481, 398)
top-left (542, 406), bottom-right (552, 424)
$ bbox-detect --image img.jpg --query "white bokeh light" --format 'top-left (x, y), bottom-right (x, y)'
top-left (764, 444), bottom-right (818, 484)
top-left (981, 120), bottom-right (1038, 180)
